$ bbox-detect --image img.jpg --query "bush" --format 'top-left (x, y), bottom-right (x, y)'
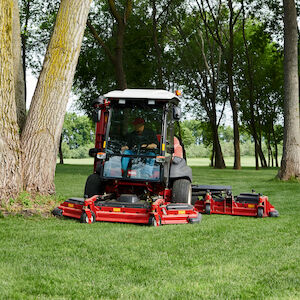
top-left (60, 143), bottom-right (94, 159)
top-left (186, 144), bottom-right (212, 158)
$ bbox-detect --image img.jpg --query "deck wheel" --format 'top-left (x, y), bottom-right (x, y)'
top-left (205, 203), bottom-right (211, 215)
top-left (257, 207), bottom-right (263, 218)
top-left (80, 211), bottom-right (96, 223)
top-left (149, 216), bottom-right (161, 227)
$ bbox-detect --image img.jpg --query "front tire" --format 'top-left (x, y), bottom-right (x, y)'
top-left (172, 179), bottom-right (192, 204)
top-left (84, 173), bottom-right (104, 198)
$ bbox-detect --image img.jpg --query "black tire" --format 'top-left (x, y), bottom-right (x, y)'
top-left (52, 207), bottom-right (63, 217)
top-left (205, 203), bottom-right (211, 215)
top-left (172, 179), bottom-right (192, 204)
top-left (80, 211), bottom-right (96, 223)
top-left (149, 216), bottom-right (161, 227)
top-left (189, 212), bottom-right (202, 224)
top-left (257, 207), bottom-right (263, 218)
top-left (269, 210), bottom-right (279, 217)
top-left (84, 173), bottom-right (104, 198)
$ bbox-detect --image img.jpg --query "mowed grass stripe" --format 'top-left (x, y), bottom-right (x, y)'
top-left (0, 164), bottom-right (299, 299)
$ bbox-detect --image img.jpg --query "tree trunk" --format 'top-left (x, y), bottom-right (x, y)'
top-left (151, 0), bottom-right (164, 89)
top-left (12, 0), bottom-right (26, 131)
top-left (228, 0), bottom-right (241, 170)
top-left (278, 0), bottom-right (300, 180)
top-left (114, 24), bottom-right (127, 90)
top-left (272, 126), bottom-right (279, 167)
top-left (211, 123), bottom-right (226, 169)
top-left (231, 99), bottom-right (241, 169)
top-left (0, 0), bottom-right (23, 202)
top-left (21, 0), bottom-right (92, 194)
top-left (59, 134), bottom-right (64, 165)
top-left (256, 139), bottom-right (267, 168)
top-left (254, 141), bottom-right (259, 170)
top-left (210, 145), bottom-right (215, 167)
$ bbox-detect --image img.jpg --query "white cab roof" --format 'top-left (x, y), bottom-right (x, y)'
top-left (104, 89), bottom-right (179, 101)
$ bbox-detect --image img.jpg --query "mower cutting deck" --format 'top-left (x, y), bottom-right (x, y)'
top-left (192, 185), bottom-right (279, 218)
top-left (54, 193), bottom-right (201, 225)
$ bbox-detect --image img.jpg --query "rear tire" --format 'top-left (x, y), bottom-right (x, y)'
top-left (80, 211), bottom-right (96, 223)
top-left (172, 179), bottom-right (192, 204)
top-left (84, 173), bottom-right (104, 198)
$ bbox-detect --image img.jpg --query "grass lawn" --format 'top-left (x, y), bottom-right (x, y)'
top-left (1, 162), bottom-right (300, 299)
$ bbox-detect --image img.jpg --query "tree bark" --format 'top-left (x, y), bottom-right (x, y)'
top-left (12, 0), bottom-right (26, 131)
top-left (21, 0), bottom-right (92, 194)
top-left (278, 0), bottom-right (300, 180)
top-left (0, 0), bottom-right (23, 202)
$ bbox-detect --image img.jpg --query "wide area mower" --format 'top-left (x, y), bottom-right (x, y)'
top-left (53, 89), bottom-right (278, 224)
top-left (192, 185), bottom-right (279, 218)
top-left (53, 89), bottom-right (201, 225)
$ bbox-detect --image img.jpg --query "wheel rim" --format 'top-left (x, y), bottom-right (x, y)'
top-left (152, 217), bottom-right (157, 226)
top-left (85, 214), bottom-right (93, 223)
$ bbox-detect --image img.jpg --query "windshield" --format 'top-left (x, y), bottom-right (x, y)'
top-left (102, 103), bottom-right (163, 181)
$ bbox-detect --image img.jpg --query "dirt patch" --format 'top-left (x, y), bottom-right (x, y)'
top-left (0, 193), bottom-right (62, 218)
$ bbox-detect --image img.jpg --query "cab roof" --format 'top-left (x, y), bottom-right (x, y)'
top-left (104, 89), bottom-right (180, 102)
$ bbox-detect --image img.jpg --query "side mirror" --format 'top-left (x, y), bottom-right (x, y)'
top-left (92, 109), bottom-right (101, 123)
top-left (92, 96), bottom-right (104, 108)
top-left (173, 106), bottom-right (181, 120)
top-left (89, 148), bottom-right (99, 157)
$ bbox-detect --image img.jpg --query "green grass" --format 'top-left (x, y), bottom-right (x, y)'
top-left (1, 163), bottom-right (300, 299)
top-left (187, 156), bottom-right (258, 167)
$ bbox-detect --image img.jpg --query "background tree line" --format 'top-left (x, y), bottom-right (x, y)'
top-left (0, 0), bottom-right (299, 205)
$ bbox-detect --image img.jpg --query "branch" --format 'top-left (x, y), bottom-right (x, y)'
top-left (108, 0), bottom-right (122, 25)
top-left (86, 20), bottom-right (115, 64)
top-left (124, 0), bottom-right (133, 24)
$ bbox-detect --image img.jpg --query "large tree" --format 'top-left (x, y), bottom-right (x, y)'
top-left (0, 0), bottom-right (92, 202)
top-left (195, 0), bottom-right (242, 169)
top-left (0, 0), bottom-right (23, 200)
top-left (278, 0), bottom-right (300, 180)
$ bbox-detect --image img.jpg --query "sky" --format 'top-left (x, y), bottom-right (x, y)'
top-left (26, 72), bottom-right (77, 112)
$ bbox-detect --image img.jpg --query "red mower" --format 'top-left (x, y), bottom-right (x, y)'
top-left (192, 185), bottom-right (279, 218)
top-left (53, 89), bottom-right (278, 224)
top-left (53, 89), bottom-right (201, 225)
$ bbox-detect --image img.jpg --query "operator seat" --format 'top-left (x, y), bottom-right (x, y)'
top-left (156, 135), bottom-right (183, 159)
